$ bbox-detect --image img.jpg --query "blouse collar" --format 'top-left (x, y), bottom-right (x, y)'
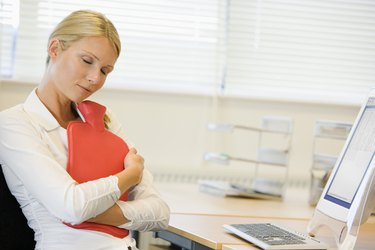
top-left (23, 88), bottom-right (84, 131)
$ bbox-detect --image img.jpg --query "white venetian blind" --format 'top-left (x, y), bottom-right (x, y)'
top-left (10, 0), bottom-right (225, 93)
top-left (3, 0), bottom-right (375, 104)
top-left (224, 0), bottom-right (375, 104)
top-left (0, 0), bottom-right (19, 77)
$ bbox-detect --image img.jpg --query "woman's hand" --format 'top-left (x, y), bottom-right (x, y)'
top-left (124, 148), bottom-right (144, 186)
top-left (87, 149), bottom-right (144, 226)
top-left (115, 148), bottom-right (144, 194)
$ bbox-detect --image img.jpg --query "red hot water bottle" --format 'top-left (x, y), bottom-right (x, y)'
top-left (65, 100), bottom-right (129, 238)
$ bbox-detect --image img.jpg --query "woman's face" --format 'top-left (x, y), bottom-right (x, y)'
top-left (48, 36), bottom-right (118, 103)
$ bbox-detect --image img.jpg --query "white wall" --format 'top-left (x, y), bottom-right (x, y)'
top-left (0, 80), bottom-right (360, 185)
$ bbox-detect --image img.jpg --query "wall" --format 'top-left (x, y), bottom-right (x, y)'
top-left (0, 80), bottom-right (360, 186)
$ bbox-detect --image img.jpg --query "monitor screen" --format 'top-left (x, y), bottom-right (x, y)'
top-left (324, 97), bottom-right (375, 209)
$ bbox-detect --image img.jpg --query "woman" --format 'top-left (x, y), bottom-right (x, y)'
top-left (0, 10), bottom-right (170, 249)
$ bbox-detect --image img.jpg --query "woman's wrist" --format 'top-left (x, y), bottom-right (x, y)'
top-left (87, 203), bottom-right (128, 226)
top-left (115, 167), bottom-right (142, 194)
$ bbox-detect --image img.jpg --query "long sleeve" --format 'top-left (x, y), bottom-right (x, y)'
top-left (0, 104), bottom-right (121, 224)
top-left (116, 170), bottom-right (170, 232)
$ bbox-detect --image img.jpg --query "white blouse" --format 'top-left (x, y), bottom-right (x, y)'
top-left (0, 89), bottom-right (170, 250)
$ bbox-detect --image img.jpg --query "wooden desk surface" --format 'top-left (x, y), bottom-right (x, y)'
top-left (167, 213), bottom-right (375, 250)
top-left (155, 183), bottom-right (375, 250)
top-left (156, 183), bottom-right (315, 219)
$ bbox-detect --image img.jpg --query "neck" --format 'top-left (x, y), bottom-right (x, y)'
top-left (37, 80), bottom-right (79, 129)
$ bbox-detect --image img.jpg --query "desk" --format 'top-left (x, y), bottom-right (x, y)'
top-left (154, 183), bottom-right (375, 250)
top-left (155, 213), bottom-right (375, 250)
top-left (156, 183), bottom-right (315, 219)
top-left (155, 214), bottom-right (309, 250)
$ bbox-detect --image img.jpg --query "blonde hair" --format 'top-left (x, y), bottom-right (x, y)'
top-left (104, 114), bottom-right (111, 129)
top-left (46, 10), bottom-right (121, 64)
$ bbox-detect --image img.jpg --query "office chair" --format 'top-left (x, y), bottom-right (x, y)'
top-left (0, 165), bottom-right (35, 249)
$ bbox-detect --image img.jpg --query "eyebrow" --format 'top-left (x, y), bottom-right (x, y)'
top-left (82, 50), bottom-right (114, 69)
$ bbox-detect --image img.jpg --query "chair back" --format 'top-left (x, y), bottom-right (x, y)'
top-left (0, 165), bottom-right (35, 249)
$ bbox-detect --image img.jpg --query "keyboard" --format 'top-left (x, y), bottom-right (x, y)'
top-left (223, 223), bottom-right (328, 249)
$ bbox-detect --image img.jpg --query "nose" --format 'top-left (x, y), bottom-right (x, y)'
top-left (87, 69), bottom-right (101, 84)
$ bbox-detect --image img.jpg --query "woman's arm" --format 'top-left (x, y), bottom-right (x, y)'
top-left (88, 169), bottom-right (170, 231)
top-left (117, 170), bottom-right (170, 232)
top-left (0, 109), bottom-right (121, 224)
top-left (86, 147), bottom-right (145, 226)
top-left (87, 203), bottom-right (128, 226)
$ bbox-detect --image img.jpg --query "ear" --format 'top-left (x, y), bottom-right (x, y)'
top-left (48, 38), bottom-right (60, 59)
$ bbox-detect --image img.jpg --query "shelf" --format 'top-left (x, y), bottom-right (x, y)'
top-left (309, 120), bottom-right (352, 206)
top-left (311, 153), bottom-right (337, 170)
top-left (204, 116), bottom-right (293, 200)
top-left (314, 120), bottom-right (352, 139)
top-left (261, 116), bottom-right (293, 134)
top-left (257, 148), bottom-right (288, 166)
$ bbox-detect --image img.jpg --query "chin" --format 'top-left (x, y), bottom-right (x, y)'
top-left (72, 96), bottom-right (87, 104)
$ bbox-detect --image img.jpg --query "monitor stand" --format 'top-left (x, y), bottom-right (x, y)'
top-left (307, 168), bottom-right (375, 250)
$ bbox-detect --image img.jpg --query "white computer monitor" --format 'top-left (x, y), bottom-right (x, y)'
top-left (308, 88), bottom-right (375, 249)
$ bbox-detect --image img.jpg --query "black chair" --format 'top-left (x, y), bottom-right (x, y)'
top-left (0, 165), bottom-right (35, 249)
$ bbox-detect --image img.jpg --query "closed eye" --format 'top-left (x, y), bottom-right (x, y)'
top-left (83, 58), bottom-right (92, 64)
top-left (101, 66), bottom-right (113, 76)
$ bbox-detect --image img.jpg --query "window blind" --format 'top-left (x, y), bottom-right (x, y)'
top-left (9, 0), bottom-right (225, 93)
top-left (2, 0), bottom-right (375, 104)
top-left (224, 0), bottom-right (375, 104)
top-left (0, 0), bottom-right (18, 78)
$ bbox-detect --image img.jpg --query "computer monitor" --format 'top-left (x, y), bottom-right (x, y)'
top-left (308, 88), bottom-right (375, 249)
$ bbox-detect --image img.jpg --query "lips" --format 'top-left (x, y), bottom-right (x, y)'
top-left (77, 84), bottom-right (92, 93)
